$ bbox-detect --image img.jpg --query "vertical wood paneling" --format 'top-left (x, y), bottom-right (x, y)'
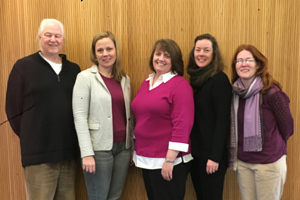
top-left (1, 0), bottom-right (299, 199)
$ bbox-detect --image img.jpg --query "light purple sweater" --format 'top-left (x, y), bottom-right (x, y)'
top-left (132, 75), bottom-right (194, 158)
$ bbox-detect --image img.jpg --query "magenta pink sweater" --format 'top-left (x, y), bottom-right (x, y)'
top-left (132, 75), bottom-right (194, 158)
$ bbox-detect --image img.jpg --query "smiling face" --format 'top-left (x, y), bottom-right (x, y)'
top-left (95, 37), bottom-right (116, 71)
top-left (194, 39), bottom-right (213, 68)
top-left (235, 50), bottom-right (259, 87)
top-left (39, 22), bottom-right (63, 58)
top-left (152, 49), bottom-right (172, 76)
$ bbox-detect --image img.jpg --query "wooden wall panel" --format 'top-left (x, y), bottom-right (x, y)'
top-left (1, 0), bottom-right (299, 199)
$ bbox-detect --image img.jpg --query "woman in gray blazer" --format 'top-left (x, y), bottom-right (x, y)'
top-left (72, 31), bottom-right (133, 200)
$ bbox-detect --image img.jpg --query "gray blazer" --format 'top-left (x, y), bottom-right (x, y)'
top-left (72, 65), bottom-right (133, 158)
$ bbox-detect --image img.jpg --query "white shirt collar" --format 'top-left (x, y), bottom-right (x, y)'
top-left (146, 71), bottom-right (177, 90)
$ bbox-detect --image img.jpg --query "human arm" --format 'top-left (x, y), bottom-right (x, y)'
top-left (127, 76), bottom-right (135, 151)
top-left (72, 72), bottom-right (95, 170)
top-left (161, 78), bottom-right (194, 180)
top-left (5, 65), bottom-right (24, 137)
top-left (82, 156), bottom-right (96, 173)
top-left (124, 76), bottom-right (135, 166)
top-left (161, 149), bottom-right (179, 181)
top-left (209, 74), bottom-right (232, 165)
top-left (206, 159), bottom-right (219, 174)
top-left (269, 89), bottom-right (294, 142)
top-left (130, 113), bottom-right (135, 166)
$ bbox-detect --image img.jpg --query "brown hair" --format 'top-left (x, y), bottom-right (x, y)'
top-left (187, 33), bottom-right (225, 76)
top-left (90, 31), bottom-right (125, 82)
top-left (231, 44), bottom-right (281, 94)
top-left (149, 39), bottom-right (184, 76)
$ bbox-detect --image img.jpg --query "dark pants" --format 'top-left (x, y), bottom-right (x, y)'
top-left (142, 161), bottom-right (191, 200)
top-left (190, 156), bottom-right (227, 200)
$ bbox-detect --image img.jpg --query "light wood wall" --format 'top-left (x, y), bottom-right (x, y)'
top-left (0, 0), bottom-right (299, 199)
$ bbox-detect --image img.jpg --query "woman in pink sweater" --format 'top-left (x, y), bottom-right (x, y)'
top-left (132, 39), bottom-right (194, 200)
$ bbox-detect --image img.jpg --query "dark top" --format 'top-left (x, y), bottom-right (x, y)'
top-left (237, 85), bottom-right (294, 164)
top-left (191, 71), bottom-right (232, 163)
top-left (5, 52), bottom-right (81, 167)
top-left (100, 74), bottom-right (126, 143)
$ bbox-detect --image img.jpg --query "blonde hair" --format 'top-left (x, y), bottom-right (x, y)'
top-left (90, 31), bottom-right (125, 82)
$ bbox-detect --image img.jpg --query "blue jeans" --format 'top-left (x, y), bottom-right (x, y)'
top-left (83, 142), bottom-right (130, 200)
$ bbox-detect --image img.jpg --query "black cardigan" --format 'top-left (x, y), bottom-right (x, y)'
top-left (6, 52), bottom-right (81, 167)
top-left (191, 71), bottom-right (232, 163)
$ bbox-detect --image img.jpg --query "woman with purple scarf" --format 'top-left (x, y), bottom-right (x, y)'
top-left (229, 44), bottom-right (294, 200)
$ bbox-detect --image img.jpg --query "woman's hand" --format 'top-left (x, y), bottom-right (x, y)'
top-left (82, 156), bottom-right (96, 173)
top-left (161, 161), bottom-right (174, 181)
top-left (129, 150), bottom-right (134, 166)
top-left (206, 159), bottom-right (219, 174)
top-left (161, 149), bottom-right (179, 181)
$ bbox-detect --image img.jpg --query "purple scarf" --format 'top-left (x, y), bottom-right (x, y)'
top-left (229, 76), bottom-right (264, 169)
top-left (232, 76), bottom-right (264, 152)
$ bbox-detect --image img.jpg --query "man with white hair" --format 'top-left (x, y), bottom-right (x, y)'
top-left (5, 19), bottom-right (81, 200)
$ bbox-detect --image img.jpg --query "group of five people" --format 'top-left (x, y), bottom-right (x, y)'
top-left (5, 18), bottom-right (293, 200)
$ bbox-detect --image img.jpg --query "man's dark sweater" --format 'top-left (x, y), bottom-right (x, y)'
top-left (6, 52), bottom-right (81, 167)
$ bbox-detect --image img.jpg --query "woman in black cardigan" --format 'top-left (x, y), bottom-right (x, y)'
top-left (187, 34), bottom-right (231, 200)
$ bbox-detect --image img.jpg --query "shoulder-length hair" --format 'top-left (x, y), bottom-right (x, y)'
top-left (231, 44), bottom-right (281, 94)
top-left (90, 31), bottom-right (125, 82)
top-left (149, 39), bottom-right (184, 76)
top-left (187, 33), bottom-right (225, 76)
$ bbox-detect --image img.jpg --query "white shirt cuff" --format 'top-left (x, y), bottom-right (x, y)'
top-left (168, 141), bottom-right (189, 152)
